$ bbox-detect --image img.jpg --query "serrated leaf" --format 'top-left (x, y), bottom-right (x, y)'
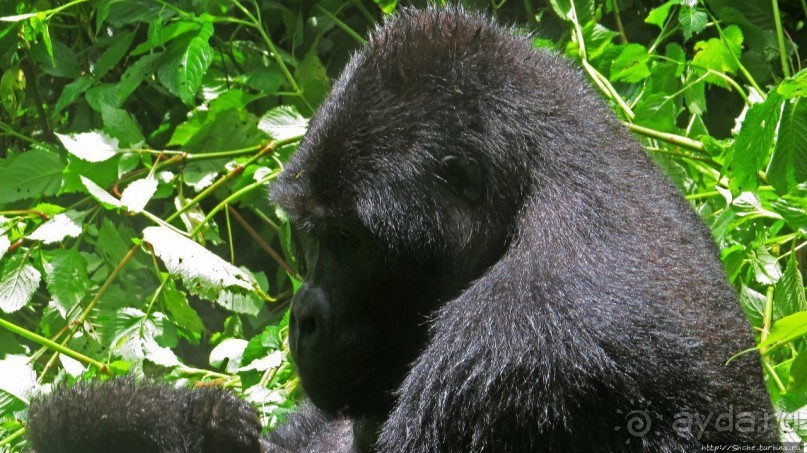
top-left (120, 177), bottom-right (157, 213)
top-left (117, 54), bottom-right (159, 103)
top-left (258, 106), bottom-right (308, 141)
top-left (778, 69), bottom-right (807, 99)
top-left (105, 308), bottom-right (179, 367)
top-left (56, 131), bottom-right (119, 162)
top-left (678, 6), bottom-right (707, 41)
top-left (772, 184), bottom-right (807, 234)
top-left (645, 0), bottom-right (676, 28)
top-left (101, 105), bottom-right (144, 148)
top-left (157, 21), bottom-right (214, 105)
top-left (738, 284), bottom-right (765, 328)
top-left (54, 76), bottom-right (94, 115)
top-left (729, 92), bottom-right (783, 192)
top-left (0, 149), bottom-right (64, 204)
top-left (610, 44), bottom-right (651, 83)
top-left (143, 226), bottom-right (256, 304)
top-left (162, 278), bottom-right (204, 335)
top-left (752, 247), bottom-right (782, 285)
top-left (41, 248), bottom-right (89, 317)
top-left (294, 49), bottom-right (331, 114)
top-left (93, 30), bottom-right (136, 79)
top-left (85, 83), bottom-right (120, 111)
top-left (80, 176), bottom-right (123, 210)
top-left (774, 253), bottom-right (807, 320)
top-left (216, 289), bottom-right (262, 316)
top-left (0, 256), bottom-right (41, 313)
top-left (767, 97), bottom-right (807, 194)
top-left (691, 25), bottom-right (744, 88)
top-left (29, 39), bottom-right (81, 78)
top-left (27, 211), bottom-right (84, 244)
top-left (758, 311), bottom-right (807, 350)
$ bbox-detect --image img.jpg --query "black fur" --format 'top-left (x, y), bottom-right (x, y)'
top-left (27, 7), bottom-right (777, 453)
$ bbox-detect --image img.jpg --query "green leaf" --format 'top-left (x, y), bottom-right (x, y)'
top-left (778, 69), bottom-right (807, 99)
top-left (157, 21), bottom-right (214, 105)
top-left (771, 184), bottom-right (807, 234)
top-left (767, 97), bottom-right (807, 194)
top-left (294, 49), bottom-right (331, 114)
top-left (645, 0), bottom-right (676, 29)
top-left (29, 39), bottom-right (81, 78)
top-left (678, 6), bottom-right (707, 41)
top-left (0, 149), bottom-right (64, 205)
top-left (80, 176), bottom-right (123, 210)
top-left (120, 176), bottom-right (157, 213)
top-left (738, 284), bottom-right (765, 328)
top-left (85, 83), bottom-right (121, 111)
top-left (0, 255), bottom-right (41, 313)
top-left (610, 44), bottom-right (651, 83)
top-left (143, 226), bottom-right (258, 303)
top-left (93, 30), bottom-right (136, 79)
top-left (101, 105), bottom-right (145, 147)
top-left (728, 92), bottom-right (783, 192)
top-left (117, 54), bottom-right (159, 103)
top-left (53, 76), bottom-right (94, 115)
top-left (210, 338), bottom-right (248, 372)
top-left (56, 131), bottom-right (120, 162)
top-left (758, 311), bottom-right (807, 351)
top-left (691, 25), bottom-right (744, 88)
top-left (41, 247), bottom-right (90, 317)
top-left (773, 252), bottom-right (807, 320)
top-left (752, 247), bottom-right (782, 286)
top-left (27, 210), bottom-right (84, 244)
top-left (162, 278), bottom-right (204, 336)
top-left (258, 106), bottom-right (309, 141)
top-left (633, 92), bottom-right (677, 132)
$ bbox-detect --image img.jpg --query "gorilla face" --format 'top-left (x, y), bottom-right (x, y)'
top-left (272, 141), bottom-right (501, 417)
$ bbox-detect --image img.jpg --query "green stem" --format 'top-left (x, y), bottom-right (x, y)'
top-left (168, 136), bottom-right (300, 223)
top-left (0, 428), bottom-right (25, 448)
top-left (315, 5), bottom-right (366, 45)
top-left (704, 5), bottom-right (764, 96)
top-left (231, 0), bottom-right (302, 95)
top-left (624, 122), bottom-right (705, 153)
top-left (771, 0), bottom-right (791, 78)
top-left (0, 317), bottom-right (108, 373)
top-left (190, 173), bottom-right (278, 238)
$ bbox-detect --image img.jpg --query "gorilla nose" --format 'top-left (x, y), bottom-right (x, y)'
top-left (290, 286), bottom-right (331, 356)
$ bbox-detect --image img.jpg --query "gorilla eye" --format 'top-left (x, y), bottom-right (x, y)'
top-left (326, 226), bottom-right (360, 249)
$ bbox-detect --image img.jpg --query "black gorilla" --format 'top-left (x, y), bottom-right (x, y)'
top-left (27, 6), bottom-right (778, 453)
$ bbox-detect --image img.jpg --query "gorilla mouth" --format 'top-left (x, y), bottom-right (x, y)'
top-left (302, 368), bottom-right (376, 412)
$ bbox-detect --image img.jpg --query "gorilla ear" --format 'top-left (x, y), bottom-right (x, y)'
top-left (441, 156), bottom-right (483, 203)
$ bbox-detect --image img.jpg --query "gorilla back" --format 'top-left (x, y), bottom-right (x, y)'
top-left (27, 6), bottom-right (777, 453)
top-left (270, 6), bottom-right (777, 451)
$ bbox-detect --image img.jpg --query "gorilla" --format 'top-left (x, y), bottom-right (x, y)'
top-left (27, 6), bottom-right (778, 453)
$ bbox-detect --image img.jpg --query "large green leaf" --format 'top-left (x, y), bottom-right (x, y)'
top-left (0, 255), bottom-right (41, 313)
top-left (157, 21), bottom-right (214, 105)
top-left (0, 149), bottom-right (64, 205)
top-left (729, 92), bottom-right (783, 192)
top-left (767, 97), bottom-right (807, 194)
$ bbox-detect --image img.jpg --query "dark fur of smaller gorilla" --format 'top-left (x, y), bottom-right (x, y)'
top-left (27, 6), bottom-right (778, 453)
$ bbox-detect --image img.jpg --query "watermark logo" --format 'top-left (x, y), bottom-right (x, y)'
top-left (614, 399), bottom-right (655, 444)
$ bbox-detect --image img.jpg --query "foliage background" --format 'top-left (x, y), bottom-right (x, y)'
top-left (0, 0), bottom-right (805, 449)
